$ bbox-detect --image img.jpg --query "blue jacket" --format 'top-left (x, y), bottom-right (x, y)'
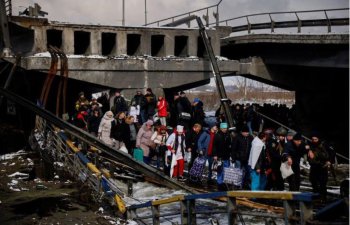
top-left (197, 130), bottom-right (210, 155)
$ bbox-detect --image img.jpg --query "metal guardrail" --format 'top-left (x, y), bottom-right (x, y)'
top-left (127, 190), bottom-right (316, 225)
top-left (209, 8), bottom-right (349, 33)
top-left (144, 0), bottom-right (222, 27)
top-left (34, 116), bottom-right (111, 198)
top-left (255, 110), bottom-right (350, 162)
top-left (4, 0), bottom-right (12, 16)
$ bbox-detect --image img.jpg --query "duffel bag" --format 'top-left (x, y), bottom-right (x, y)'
top-left (223, 164), bottom-right (243, 186)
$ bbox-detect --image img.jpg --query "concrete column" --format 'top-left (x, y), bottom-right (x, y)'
top-left (110, 33), bottom-right (118, 56)
top-left (89, 30), bottom-right (101, 55)
top-left (33, 27), bottom-right (47, 53)
top-left (188, 32), bottom-right (197, 56)
top-left (141, 32), bottom-right (150, 56)
top-left (62, 29), bottom-right (74, 54)
top-left (116, 31), bottom-right (127, 55)
top-left (164, 34), bottom-right (174, 56)
top-left (208, 30), bottom-right (220, 56)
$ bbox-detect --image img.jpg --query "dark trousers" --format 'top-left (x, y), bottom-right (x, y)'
top-left (188, 150), bottom-right (198, 172)
top-left (287, 168), bottom-right (300, 191)
top-left (270, 165), bottom-right (285, 191)
top-left (310, 165), bottom-right (328, 200)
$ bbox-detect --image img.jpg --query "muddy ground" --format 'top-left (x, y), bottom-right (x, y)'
top-left (0, 149), bottom-right (132, 225)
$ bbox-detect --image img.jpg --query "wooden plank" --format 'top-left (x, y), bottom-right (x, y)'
top-left (227, 191), bottom-right (314, 201)
top-left (152, 195), bottom-right (185, 206)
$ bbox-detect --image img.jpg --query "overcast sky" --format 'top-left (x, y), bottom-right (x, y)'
top-left (12, 0), bottom-right (348, 26)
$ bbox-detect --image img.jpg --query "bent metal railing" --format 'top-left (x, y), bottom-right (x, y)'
top-left (210, 8), bottom-right (349, 33)
top-left (33, 116), bottom-right (127, 213)
top-left (144, 0), bottom-right (222, 27)
top-left (127, 190), bottom-right (316, 225)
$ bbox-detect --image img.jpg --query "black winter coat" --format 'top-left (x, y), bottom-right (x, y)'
top-left (212, 131), bottom-right (232, 160)
top-left (233, 133), bottom-right (254, 164)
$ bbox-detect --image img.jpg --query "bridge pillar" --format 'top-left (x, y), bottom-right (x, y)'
top-left (141, 32), bottom-right (151, 55)
top-left (33, 27), bottom-right (47, 52)
top-left (116, 31), bottom-right (127, 56)
top-left (164, 34), bottom-right (174, 56)
top-left (188, 34), bottom-right (198, 57)
top-left (90, 30), bottom-right (101, 55)
top-left (62, 29), bottom-right (74, 54)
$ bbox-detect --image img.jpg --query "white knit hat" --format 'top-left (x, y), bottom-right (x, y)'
top-left (177, 125), bottom-right (184, 132)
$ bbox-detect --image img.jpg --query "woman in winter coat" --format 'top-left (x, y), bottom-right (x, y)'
top-left (151, 125), bottom-right (169, 169)
top-left (136, 120), bottom-right (154, 164)
top-left (166, 125), bottom-right (186, 181)
top-left (110, 112), bottom-right (128, 150)
top-left (124, 115), bottom-right (139, 155)
top-left (98, 111), bottom-right (114, 146)
top-left (157, 96), bottom-right (168, 126)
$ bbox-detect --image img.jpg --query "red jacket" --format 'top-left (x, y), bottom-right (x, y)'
top-left (157, 99), bottom-right (168, 117)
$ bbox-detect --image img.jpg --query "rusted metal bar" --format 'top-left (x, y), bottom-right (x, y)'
top-left (53, 47), bottom-right (64, 117)
top-left (40, 47), bottom-right (58, 107)
top-left (42, 48), bottom-right (58, 107)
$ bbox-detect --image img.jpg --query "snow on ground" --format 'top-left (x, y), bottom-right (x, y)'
top-left (7, 172), bottom-right (29, 178)
top-left (0, 150), bottom-right (26, 160)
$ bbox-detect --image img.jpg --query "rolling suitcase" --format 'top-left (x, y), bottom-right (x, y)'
top-left (189, 156), bottom-right (206, 182)
top-left (133, 148), bottom-right (143, 162)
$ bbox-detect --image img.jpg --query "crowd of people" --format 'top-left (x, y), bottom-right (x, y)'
top-left (71, 89), bottom-right (335, 202)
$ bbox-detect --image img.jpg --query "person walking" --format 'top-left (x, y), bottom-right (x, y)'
top-left (308, 132), bottom-right (329, 202)
top-left (157, 96), bottom-right (168, 126)
top-left (166, 125), bottom-right (187, 181)
top-left (197, 123), bottom-right (218, 183)
top-left (212, 122), bottom-right (233, 191)
top-left (248, 132), bottom-right (268, 191)
top-left (98, 111), bottom-right (114, 146)
top-left (136, 120), bottom-right (154, 164)
top-left (282, 133), bottom-right (308, 191)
